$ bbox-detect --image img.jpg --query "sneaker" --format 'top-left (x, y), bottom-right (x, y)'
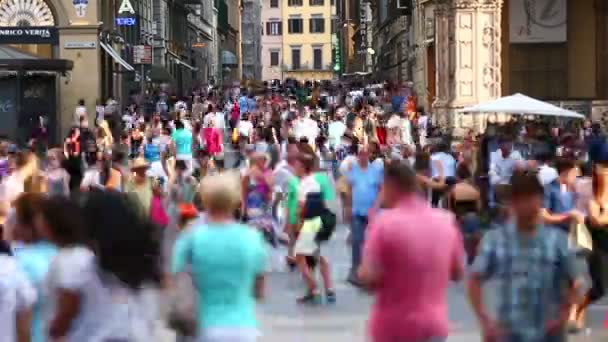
top-left (297, 292), bottom-right (321, 305)
top-left (326, 290), bottom-right (336, 304)
top-left (347, 274), bottom-right (363, 288)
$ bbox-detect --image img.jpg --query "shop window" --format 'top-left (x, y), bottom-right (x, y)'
top-left (509, 44), bottom-right (568, 100)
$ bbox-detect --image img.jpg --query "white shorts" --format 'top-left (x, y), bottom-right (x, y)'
top-left (146, 160), bottom-right (166, 179)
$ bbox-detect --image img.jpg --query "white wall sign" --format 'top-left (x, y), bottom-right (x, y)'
top-left (64, 41), bottom-right (96, 49)
top-left (510, 0), bottom-right (567, 43)
top-left (118, 0), bottom-right (135, 14)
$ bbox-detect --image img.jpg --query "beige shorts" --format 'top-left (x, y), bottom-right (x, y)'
top-left (294, 217), bottom-right (322, 256)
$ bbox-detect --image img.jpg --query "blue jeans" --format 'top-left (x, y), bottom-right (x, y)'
top-left (350, 215), bottom-right (368, 275)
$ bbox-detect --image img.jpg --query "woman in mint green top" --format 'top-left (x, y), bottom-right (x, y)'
top-left (12, 193), bottom-right (58, 342)
top-left (171, 173), bottom-right (267, 341)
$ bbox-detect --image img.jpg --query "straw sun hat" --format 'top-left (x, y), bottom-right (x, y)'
top-left (130, 157), bottom-right (150, 170)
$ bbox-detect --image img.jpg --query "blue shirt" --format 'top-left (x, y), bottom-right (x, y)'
top-left (172, 129), bottom-right (193, 157)
top-left (543, 180), bottom-right (576, 231)
top-left (171, 223), bottom-right (267, 329)
top-left (431, 152), bottom-right (456, 179)
top-left (239, 96), bottom-right (249, 114)
top-left (143, 142), bottom-right (161, 162)
top-left (247, 98), bottom-right (257, 113)
top-left (14, 241), bottom-right (58, 342)
top-left (346, 163), bottom-right (383, 216)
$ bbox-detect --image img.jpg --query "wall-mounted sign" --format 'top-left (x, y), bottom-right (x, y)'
top-left (332, 34), bottom-right (341, 73)
top-left (116, 0), bottom-right (136, 26)
top-left (358, 0), bottom-right (368, 54)
top-left (118, 0), bottom-right (135, 14)
top-left (0, 27), bottom-right (58, 44)
top-left (510, 0), bottom-right (567, 43)
top-left (72, 0), bottom-right (88, 17)
top-left (115, 17), bottom-right (136, 26)
top-left (133, 45), bottom-right (152, 64)
top-left (64, 41), bottom-right (96, 49)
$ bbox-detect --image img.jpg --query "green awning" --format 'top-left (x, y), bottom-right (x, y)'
top-left (148, 65), bottom-right (174, 83)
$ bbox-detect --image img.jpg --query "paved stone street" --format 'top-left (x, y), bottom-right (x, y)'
top-left (160, 225), bottom-right (608, 341)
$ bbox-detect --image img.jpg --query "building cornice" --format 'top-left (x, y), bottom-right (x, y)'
top-left (450, 0), bottom-right (503, 9)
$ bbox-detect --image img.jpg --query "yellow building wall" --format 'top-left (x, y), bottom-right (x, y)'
top-left (58, 28), bottom-right (101, 135)
top-left (281, 0), bottom-right (333, 80)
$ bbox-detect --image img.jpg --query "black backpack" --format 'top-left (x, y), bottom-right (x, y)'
top-left (302, 192), bottom-right (337, 244)
top-left (315, 208), bottom-right (337, 244)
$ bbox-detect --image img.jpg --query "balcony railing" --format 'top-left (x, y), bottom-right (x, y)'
top-left (282, 62), bottom-right (333, 72)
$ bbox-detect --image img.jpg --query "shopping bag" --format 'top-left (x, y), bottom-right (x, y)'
top-left (232, 128), bottom-right (239, 144)
top-left (568, 222), bottom-right (593, 252)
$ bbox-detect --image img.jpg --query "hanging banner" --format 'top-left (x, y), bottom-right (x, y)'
top-left (358, 0), bottom-right (368, 54)
top-left (510, 0), bottom-right (567, 43)
top-left (332, 34), bottom-right (341, 73)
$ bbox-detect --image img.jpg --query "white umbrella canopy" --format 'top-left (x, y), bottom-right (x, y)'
top-left (460, 93), bottom-right (585, 119)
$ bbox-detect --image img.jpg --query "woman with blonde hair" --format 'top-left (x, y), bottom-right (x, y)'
top-left (44, 148), bottom-right (70, 196)
top-left (171, 172), bottom-right (267, 342)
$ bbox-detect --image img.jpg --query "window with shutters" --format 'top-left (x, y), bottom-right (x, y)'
top-left (288, 0), bottom-right (302, 6)
top-left (270, 0), bottom-right (279, 7)
top-left (309, 17), bottom-right (325, 33)
top-left (291, 48), bottom-right (301, 70)
top-left (313, 47), bottom-right (322, 69)
top-left (266, 21), bottom-right (282, 35)
top-left (288, 18), bottom-right (303, 33)
top-left (310, 0), bottom-right (324, 5)
top-left (270, 51), bottom-right (280, 66)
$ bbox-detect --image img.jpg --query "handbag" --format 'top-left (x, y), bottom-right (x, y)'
top-left (167, 271), bottom-right (198, 337)
top-left (568, 222), bottom-right (593, 252)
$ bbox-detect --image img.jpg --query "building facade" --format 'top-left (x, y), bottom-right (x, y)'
top-left (261, 0), bottom-right (283, 81)
top-left (408, 0), bottom-right (608, 132)
top-left (281, 0), bottom-right (334, 81)
top-left (242, 0), bottom-right (262, 80)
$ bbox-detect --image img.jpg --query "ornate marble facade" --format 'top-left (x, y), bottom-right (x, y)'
top-left (433, 0), bottom-right (503, 132)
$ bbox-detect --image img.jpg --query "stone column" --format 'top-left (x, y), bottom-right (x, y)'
top-left (434, 0), bottom-right (503, 134)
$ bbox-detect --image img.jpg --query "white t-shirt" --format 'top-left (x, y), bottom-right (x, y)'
top-left (74, 105), bottom-right (87, 124)
top-left (46, 247), bottom-right (160, 342)
top-left (81, 169), bottom-right (102, 189)
top-left (0, 255), bottom-right (37, 342)
top-left (297, 174), bottom-right (321, 203)
top-left (294, 118), bottom-right (319, 143)
top-left (238, 120), bottom-right (253, 137)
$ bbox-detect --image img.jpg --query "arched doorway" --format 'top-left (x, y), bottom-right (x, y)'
top-left (0, 0), bottom-right (57, 58)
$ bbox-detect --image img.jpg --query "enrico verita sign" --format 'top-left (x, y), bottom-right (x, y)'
top-left (0, 27), bottom-right (58, 44)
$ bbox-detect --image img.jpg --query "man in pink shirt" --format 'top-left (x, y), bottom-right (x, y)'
top-left (359, 160), bottom-right (465, 342)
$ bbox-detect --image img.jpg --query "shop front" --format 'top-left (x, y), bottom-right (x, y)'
top-left (0, 0), bottom-right (106, 141)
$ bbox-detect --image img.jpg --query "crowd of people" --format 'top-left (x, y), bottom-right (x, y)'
top-left (0, 81), bottom-right (606, 342)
